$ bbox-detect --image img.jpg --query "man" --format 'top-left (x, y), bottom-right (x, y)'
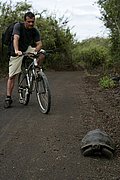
top-left (4, 11), bottom-right (45, 108)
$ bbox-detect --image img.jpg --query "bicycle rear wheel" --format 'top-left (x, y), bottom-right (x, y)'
top-left (18, 71), bottom-right (30, 105)
top-left (35, 71), bottom-right (51, 114)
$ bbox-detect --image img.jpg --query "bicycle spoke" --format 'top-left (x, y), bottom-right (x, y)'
top-left (18, 72), bottom-right (30, 105)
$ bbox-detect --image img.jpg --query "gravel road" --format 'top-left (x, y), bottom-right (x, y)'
top-left (0, 71), bottom-right (120, 180)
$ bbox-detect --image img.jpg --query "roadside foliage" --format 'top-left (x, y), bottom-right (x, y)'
top-left (97, 0), bottom-right (120, 67)
top-left (0, 0), bottom-right (119, 80)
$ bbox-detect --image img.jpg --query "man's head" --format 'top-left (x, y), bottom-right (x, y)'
top-left (24, 12), bottom-right (35, 29)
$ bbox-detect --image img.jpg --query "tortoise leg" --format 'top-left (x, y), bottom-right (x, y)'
top-left (102, 147), bottom-right (113, 159)
top-left (82, 147), bottom-right (92, 156)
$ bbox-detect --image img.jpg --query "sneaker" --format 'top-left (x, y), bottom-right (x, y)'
top-left (36, 73), bottom-right (42, 82)
top-left (4, 98), bottom-right (13, 108)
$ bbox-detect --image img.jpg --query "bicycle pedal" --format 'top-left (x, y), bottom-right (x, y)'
top-left (18, 89), bottom-right (23, 93)
top-left (36, 74), bottom-right (42, 81)
top-left (18, 87), bottom-right (23, 92)
top-left (19, 98), bottom-right (24, 104)
top-left (25, 88), bottom-right (29, 94)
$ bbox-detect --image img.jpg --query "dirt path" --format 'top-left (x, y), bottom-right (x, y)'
top-left (0, 71), bottom-right (120, 180)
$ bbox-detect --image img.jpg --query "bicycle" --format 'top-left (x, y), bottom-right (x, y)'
top-left (18, 51), bottom-right (51, 114)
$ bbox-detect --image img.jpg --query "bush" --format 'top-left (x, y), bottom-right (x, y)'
top-left (99, 75), bottom-right (115, 89)
top-left (79, 46), bottom-right (108, 69)
top-left (72, 37), bottom-right (111, 71)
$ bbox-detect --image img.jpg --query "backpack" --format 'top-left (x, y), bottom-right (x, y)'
top-left (2, 22), bottom-right (22, 57)
top-left (2, 22), bottom-right (36, 56)
top-left (2, 22), bottom-right (21, 46)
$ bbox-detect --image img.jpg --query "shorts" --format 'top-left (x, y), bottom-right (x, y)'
top-left (9, 46), bottom-right (36, 77)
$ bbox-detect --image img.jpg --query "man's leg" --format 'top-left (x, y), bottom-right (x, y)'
top-left (37, 53), bottom-right (45, 65)
top-left (4, 76), bottom-right (16, 108)
top-left (26, 46), bottom-right (46, 65)
top-left (7, 75), bottom-right (16, 96)
top-left (4, 55), bottom-right (23, 108)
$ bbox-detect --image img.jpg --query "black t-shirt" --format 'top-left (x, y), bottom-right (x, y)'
top-left (10, 22), bottom-right (41, 55)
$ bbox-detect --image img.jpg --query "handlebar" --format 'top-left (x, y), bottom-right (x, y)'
top-left (21, 49), bottom-right (55, 58)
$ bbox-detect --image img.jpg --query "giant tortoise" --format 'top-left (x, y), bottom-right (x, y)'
top-left (81, 129), bottom-right (115, 158)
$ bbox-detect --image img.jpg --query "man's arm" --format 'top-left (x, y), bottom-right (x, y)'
top-left (13, 34), bottom-right (22, 55)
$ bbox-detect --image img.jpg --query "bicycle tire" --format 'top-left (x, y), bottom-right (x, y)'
top-left (18, 71), bottom-right (30, 105)
top-left (35, 71), bottom-right (51, 114)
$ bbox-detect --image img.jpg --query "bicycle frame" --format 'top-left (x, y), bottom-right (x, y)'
top-left (19, 57), bottom-right (38, 93)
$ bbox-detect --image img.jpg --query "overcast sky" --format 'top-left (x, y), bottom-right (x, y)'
top-left (3, 0), bottom-right (109, 41)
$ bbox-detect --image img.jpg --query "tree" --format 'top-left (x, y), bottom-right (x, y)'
top-left (97, 0), bottom-right (120, 63)
top-left (0, 0), bottom-right (76, 70)
top-left (0, 0), bottom-right (32, 61)
top-left (0, 1), bottom-right (32, 32)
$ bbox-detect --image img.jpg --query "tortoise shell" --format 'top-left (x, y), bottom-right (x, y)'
top-left (81, 129), bottom-right (115, 158)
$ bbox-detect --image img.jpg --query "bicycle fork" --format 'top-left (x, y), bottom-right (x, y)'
top-left (27, 68), bottom-right (36, 93)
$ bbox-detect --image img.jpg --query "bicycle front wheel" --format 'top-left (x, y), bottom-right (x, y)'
top-left (18, 71), bottom-right (30, 105)
top-left (35, 71), bottom-right (51, 114)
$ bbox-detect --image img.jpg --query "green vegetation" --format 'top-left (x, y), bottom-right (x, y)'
top-left (0, 0), bottom-right (76, 71)
top-left (0, 0), bottom-right (120, 88)
top-left (97, 0), bottom-right (120, 67)
top-left (72, 37), bottom-right (111, 70)
top-left (99, 75), bottom-right (116, 89)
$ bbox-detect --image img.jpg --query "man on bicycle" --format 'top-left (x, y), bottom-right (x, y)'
top-left (4, 11), bottom-right (45, 108)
